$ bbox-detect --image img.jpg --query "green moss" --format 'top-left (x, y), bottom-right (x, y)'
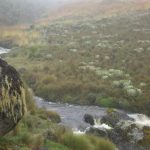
top-left (44, 140), bottom-right (70, 150)
top-left (0, 75), bottom-right (27, 123)
top-left (37, 108), bottom-right (61, 123)
top-left (107, 108), bottom-right (115, 114)
top-left (96, 97), bottom-right (114, 107)
top-left (20, 147), bottom-right (32, 150)
top-left (63, 134), bottom-right (94, 150)
top-left (140, 128), bottom-right (150, 148)
top-left (0, 137), bottom-right (19, 150)
top-left (63, 134), bottom-right (116, 150)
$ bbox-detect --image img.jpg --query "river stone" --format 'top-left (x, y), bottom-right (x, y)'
top-left (101, 109), bottom-right (134, 127)
top-left (0, 59), bottom-right (26, 136)
top-left (115, 121), bottom-right (144, 143)
top-left (83, 114), bottom-right (94, 125)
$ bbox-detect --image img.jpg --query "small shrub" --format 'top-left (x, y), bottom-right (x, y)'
top-left (95, 138), bottom-right (116, 150)
top-left (12, 124), bottom-right (20, 136)
top-left (47, 126), bottom-right (69, 143)
top-left (19, 132), bottom-right (33, 146)
top-left (87, 93), bottom-right (97, 104)
top-left (23, 115), bottom-right (37, 131)
top-left (20, 147), bottom-right (32, 150)
top-left (96, 97), bottom-right (114, 107)
top-left (37, 108), bottom-right (61, 123)
top-left (88, 136), bottom-right (116, 150)
top-left (46, 111), bottom-right (61, 123)
top-left (24, 87), bottom-right (36, 114)
top-left (119, 100), bottom-right (130, 109)
top-left (32, 135), bottom-right (44, 150)
top-left (63, 134), bottom-right (94, 150)
top-left (107, 108), bottom-right (115, 114)
top-left (44, 140), bottom-right (69, 150)
top-left (63, 95), bottom-right (73, 103)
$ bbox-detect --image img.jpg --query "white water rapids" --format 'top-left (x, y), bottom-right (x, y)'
top-left (0, 47), bottom-right (10, 55)
top-left (128, 114), bottom-right (150, 127)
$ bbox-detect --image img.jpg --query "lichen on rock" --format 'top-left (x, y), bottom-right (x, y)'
top-left (0, 58), bottom-right (27, 136)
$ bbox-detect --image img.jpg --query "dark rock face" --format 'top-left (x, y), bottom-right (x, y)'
top-left (83, 114), bottom-right (94, 125)
top-left (85, 110), bottom-right (149, 150)
top-left (101, 109), bottom-right (134, 127)
top-left (0, 59), bottom-right (26, 136)
top-left (109, 121), bottom-right (145, 150)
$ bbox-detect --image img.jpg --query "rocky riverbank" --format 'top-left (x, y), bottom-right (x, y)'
top-left (84, 109), bottom-right (150, 150)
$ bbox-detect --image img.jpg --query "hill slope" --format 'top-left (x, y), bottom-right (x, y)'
top-left (3, 6), bottom-right (150, 115)
top-left (42, 0), bottom-right (150, 23)
top-left (0, 0), bottom-right (71, 26)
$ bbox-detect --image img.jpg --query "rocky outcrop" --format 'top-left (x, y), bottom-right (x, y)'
top-left (84, 109), bottom-right (150, 150)
top-left (108, 120), bottom-right (145, 150)
top-left (101, 109), bottom-right (134, 127)
top-left (0, 59), bottom-right (26, 136)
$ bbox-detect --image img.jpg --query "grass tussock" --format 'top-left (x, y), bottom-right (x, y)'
top-left (62, 133), bottom-right (116, 150)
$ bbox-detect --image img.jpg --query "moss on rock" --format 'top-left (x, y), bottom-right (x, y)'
top-left (0, 59), bottom-right (27, 136)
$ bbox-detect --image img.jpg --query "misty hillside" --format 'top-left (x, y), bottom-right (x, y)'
top-left (0, 0), bottom-right (69, 25)
top-left (1, 0), bottom-right (150, 26)
top-left (41, 0), bottom-right (150, 23)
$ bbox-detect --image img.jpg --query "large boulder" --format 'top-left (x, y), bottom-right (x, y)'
top-left (101, 109), bottom-right (133, 127)
top-left (83, 114), bottom-right (94, 125)
top-left (108, 120), bottom-right (145, 150)
top-left (115, 121), bottom-right (144, 143)
top-left (0, 59), bottom-right (26, 136)
top-left (85, 110), bottom-right (147, 150)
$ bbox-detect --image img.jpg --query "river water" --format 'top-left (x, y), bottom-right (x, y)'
top-left (0, 47), bottom-right (10, 55)
top-left (35, 97), bottom-right (109, 132)
top-left (35, 97), bottom-right (150, 134)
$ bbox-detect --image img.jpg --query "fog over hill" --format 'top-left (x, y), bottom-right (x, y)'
top-left (0, 0), bottom-right (77, 25)
top-left (0, 0), bottom-right (149, 25)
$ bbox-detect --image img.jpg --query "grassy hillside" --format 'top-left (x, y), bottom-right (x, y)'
top-left (41, 0), bottom-right (150, 23)
top-left (1, 5), bottom-right (149, 115)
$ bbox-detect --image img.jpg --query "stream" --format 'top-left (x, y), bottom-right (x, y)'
top-left (0, 47), bottom-right (10, 55)
top-left (1, 46), bottom-right (150, 134)
top-left (35, 97), bottom-right (150, 134)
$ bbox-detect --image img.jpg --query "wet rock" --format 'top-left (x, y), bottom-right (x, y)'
top-left (83, 114), bottom-right (94, 125)
top-left (108, 120), bottom-right (145, 150)
top-left (114, 121), bottom-right (144, 143)
top-left (86, 127), bottom-right (108, 137)
top-left (0, 59), bottom-right (26, 136)
top-left (101, 109), bottom-right (133, 127)
top-left (98, 110), bottom-right (148, 150)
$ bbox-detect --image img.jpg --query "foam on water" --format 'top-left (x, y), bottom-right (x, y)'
top-left (128, 113), bottom-right (150, 126)
top-left (0, 47), bottom-right (10, 54)
top-left (94, 118), bottom-right (112, 130)
top-left (93, 123), bottom-right (112, 130)
top-left (73, 128), bottom-right (85, 135)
